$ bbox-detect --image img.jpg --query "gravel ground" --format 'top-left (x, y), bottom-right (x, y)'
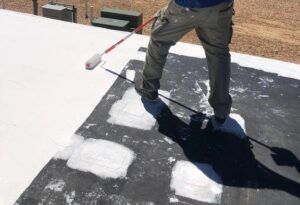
top-left (1, 0), bottom-right (299, 64)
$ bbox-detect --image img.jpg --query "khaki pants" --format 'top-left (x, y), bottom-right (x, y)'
top-left (140, 0), bottom-right (234, 119)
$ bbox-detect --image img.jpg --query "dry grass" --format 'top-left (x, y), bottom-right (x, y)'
top-left (1, 0), bottom-right (299, 64)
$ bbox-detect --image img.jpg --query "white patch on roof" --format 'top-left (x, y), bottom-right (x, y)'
top-left (126, 69), bottom-right (136, 81)
top-left (164, 137), bottom-right (174, 144)
top-left (84, 123), bottom-right (97, 129)
top-left (230, 114), bottom-right (246, 131)
top-left (257, 95), bottom-right (270, 98)
top-left (107, 87), bottom-right (170, 130)
top-left (170, 161), bottom-right (223, 204)
top-left (213, 114), bottom-right (247, 139)
top-left (45, 179), bottom-right (66, 192)
top-left (64, 191), bottom-right (77, 205)
top-left (169, 196), bottom-right (179, 203)
top-left (225, 114), bottom-right (247, 138)
top-left (168, 157), bottom-right (176, 164)
top-left (54, 134), bottom-right (85, 160)
top-left (67, 139), bottom-right (136, 179)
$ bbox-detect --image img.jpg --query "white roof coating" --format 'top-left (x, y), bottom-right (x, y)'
top-left (107, 87), bottom-right (170, 130)
top-left (0, 9), bottom-right (299, 205)
top-left (170, 161), bottom-right (223, 203)
top-left (0, 9), bottom-right (147, 205)
top-left (67, 138), bottom-right (136, 179)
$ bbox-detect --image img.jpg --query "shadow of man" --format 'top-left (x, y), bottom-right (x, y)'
top-left (141, 97), bottom-right (300, 198)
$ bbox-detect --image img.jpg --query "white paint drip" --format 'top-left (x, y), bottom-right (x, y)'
top-left (290, 83), bottom-right (298, 88)
top-left (231, 107), bottom-right (238, 112)
top-left (170, 161), bottom-right (223, 204)
top-left (54, 134), bottom-right (84, 160)
top-left (45, 179), bottom-right (66, 192)
top-left (121, 135), bottom-right (131, 143)
top-left (64, 191), bottom-right (77, 205)
top-left (194, 80), bottom-right (204, 94)
top-left (126, 69), bottom-right (136, 82)
top-left (259, 76), bottom-right (274, 86)
top-left (194, 80), bottom-right (214, 115)
top-left (143, 202), bottom-right (155, 205)
top-left (256, 95), bottom-right (270, 99)
top-left (106, 94), bottom-right (118, 101)
top-left (175, 112), bottom-right (185, 118)
top-left (271, 108), bottom-right (286, 118)
top-left (168, 157), bottom-right (176, 163)
top-left (84, 123), bottom-right (97, 129)
top-left (67, 139), bottom-right (136, 179)
top-left (230, 87), bottom-right (248, 96)
top-left (164, 137), bottom-right (174, 144)
top-left (107, 87), bottom-right (170, 130)
top-left (169, 196), bottom-right (179, 203)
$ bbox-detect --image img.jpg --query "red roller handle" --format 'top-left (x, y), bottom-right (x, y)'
top-left (86, 16), bottom-right (155, 70)
top-left (104, 16), bottom-right (155, 55)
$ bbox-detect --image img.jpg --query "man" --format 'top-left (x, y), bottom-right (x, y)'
top-left (135, 0), bottom-right (234, 129)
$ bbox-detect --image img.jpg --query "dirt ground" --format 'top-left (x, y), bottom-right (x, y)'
top-left (1, 0), bottom-right (299, 64)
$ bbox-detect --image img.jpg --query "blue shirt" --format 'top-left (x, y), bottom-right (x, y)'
top-left (175, 0), bottom-right (232, 8)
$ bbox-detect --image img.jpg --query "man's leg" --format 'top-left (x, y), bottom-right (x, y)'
top-left (135, 1), bottom-right (197, 99)
top-left (195, 1), bottom-right (234, 119)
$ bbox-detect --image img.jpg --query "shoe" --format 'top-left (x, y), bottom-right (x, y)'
top-left (141, 97), bottom-right (166, 118)
top-left (190, 113), bottom-right (227, 134)
top-left (135, 81), bottom-right (158, 101)
top-left (213, 116), bottom-right (227, 124)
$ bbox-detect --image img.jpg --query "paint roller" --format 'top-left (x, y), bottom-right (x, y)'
top-left (85, 16), bottom-right (155, 70)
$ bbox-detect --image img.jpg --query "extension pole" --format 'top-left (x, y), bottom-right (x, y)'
top-left (85, 16), bottom-right (155, 70)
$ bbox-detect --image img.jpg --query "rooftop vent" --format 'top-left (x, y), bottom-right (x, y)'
top-left (42, 2), bottom-right (77, 23)
top-left (92, 8), bottom-right (143, 34)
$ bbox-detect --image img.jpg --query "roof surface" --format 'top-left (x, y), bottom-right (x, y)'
top-left (0, 9), bottom-right (299, 205)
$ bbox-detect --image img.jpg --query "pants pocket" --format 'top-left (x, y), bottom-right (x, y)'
top-left (219, 1), bottom-right (234, 13)
top-left (151, 7), bottom-right (169, 35)
top-left (217, 1), bottom-right (233, 26)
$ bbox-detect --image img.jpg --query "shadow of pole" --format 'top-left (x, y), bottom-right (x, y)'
top-left (141, 97), bottom-right (300, 198)
top-left (103, 64), bottom-right (300, 197)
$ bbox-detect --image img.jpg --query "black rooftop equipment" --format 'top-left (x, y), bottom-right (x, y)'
top-left (42, 1), bottom-right (77, 23)
top-left (92, 8), bottom-right (143, 34)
